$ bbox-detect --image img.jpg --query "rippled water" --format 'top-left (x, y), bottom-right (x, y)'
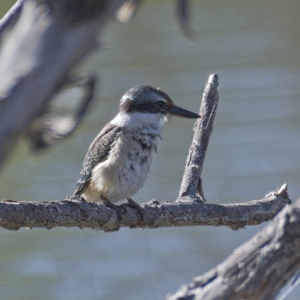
top-left (1, 1), bottom-right (300, 299)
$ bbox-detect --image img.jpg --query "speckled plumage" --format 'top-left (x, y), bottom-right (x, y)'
top-left (75, 112), bottom-right (163, 203)
top-left (74, 123), bottom-right (122, 196)
top-left (74, 85), bottom-right (199, 204)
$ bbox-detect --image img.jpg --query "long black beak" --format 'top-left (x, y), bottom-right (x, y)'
top-left (168, 105), bottom-right (200, 119)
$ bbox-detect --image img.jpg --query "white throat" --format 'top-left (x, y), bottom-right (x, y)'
top-left (110, 112), bottom-right (168, 132)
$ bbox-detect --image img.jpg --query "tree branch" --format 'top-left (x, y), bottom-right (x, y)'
top-left (175, 0), bottom-right (196, 39)
top-left (0, 0), bottom-right (126, 168)
top-left (25, 75), bottom-right (97, 151)
top-left (0, 72), bottom-right (291, 231)
top-left (167, 194), bottom-right (300, 300)
top-left (0, 184), bottom-right (290, 232)
top-left (0, 0), bottom-right (24, 40)
top-left (179, 74), bottom-right (219, 202)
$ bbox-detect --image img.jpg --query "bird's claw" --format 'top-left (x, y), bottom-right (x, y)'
top-left (101, 197), bottom-right (123, 220)
top-left (126, 198), bottom-right (144, 221)
top-left (65, 195), bottom-right (87, 202)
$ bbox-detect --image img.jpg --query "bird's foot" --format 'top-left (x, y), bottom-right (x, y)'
top-left (101, 197), bottom-right (123, 220)
top-left (65, 195), bottom-right (87, 202)
top-left (78, 195), bottom-right (87, 202)
top-left (126, 198), bottom-right (144, 221)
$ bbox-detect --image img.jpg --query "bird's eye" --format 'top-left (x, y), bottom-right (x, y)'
top-left (156, 100), bottom-right (168, 109)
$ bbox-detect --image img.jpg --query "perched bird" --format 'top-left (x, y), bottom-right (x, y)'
top-left (74, 85), bottom-right (200, 217)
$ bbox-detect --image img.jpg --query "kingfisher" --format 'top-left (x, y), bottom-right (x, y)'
top-left (74, 85), bottom-right (200, 218)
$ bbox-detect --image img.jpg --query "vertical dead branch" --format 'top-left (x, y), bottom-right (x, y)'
top-left (178, 73), bottom-right (219, 201)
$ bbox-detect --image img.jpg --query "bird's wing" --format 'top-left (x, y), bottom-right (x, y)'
top-left (74, 123), bottom-right (122, 195)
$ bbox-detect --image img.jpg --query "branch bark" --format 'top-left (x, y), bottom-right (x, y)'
top-left (167, 196), bottom-right (300, 300)
top-left (0, 73), bottom-right (291, 232)
top-left (179, 73), bottom-right (219, 202)
top-left (0, 184), bottom-right (290, 232)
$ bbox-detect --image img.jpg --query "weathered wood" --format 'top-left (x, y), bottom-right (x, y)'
top-left (179, 74), bottom-right (219, 201)
top-left (167, 191), bottom-right (299, 300)
top-left (0, 185), bottom-right (290, 232)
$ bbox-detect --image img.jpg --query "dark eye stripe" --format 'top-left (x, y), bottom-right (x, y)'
top-left (155, 100), bottom-right (169, 110)
top-left (120, 100), bottom-right (166, 114)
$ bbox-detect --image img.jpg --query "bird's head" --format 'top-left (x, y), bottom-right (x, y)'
top-left (119, 86), bottom-right (200, 120)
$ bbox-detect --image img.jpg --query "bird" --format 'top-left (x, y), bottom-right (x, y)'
top-left (74, 85), bottom-right (200, 218)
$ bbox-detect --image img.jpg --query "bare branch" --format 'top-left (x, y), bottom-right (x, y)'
top-left (115, 0), bottom-right (143, 23)
top-left (175, 0), bottom-right (196, 39)
top-left (0, 0), bottom-right (24, 40)
top-left (25, 75), bottom-right (97, 151)
top-left (0, 0), bottom-right (126, 168)
top-left (0, 184), bottom-right (290, 232)
top-left (0, 66), bottom-right (290, 233)
top-left (167, 188), bottom-right (299, 300)
top-left (179, 74), bottom-right (219, 201)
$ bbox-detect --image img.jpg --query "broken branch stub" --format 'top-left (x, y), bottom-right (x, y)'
top-left (178, 74), bottom-right (219, 202)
